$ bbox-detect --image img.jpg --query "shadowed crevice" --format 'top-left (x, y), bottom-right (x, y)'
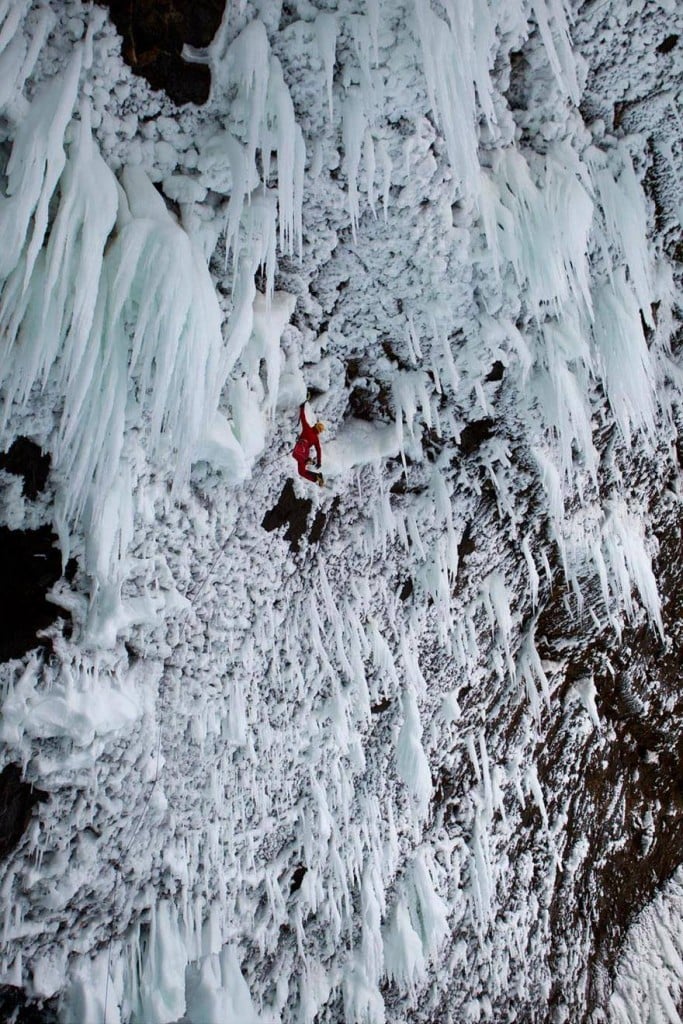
top-left (262, 479), bottom-right (312, 553)
top-left (0, 985), bottom-right (58, 1024)
top-left (0, 437), bottom-right (50, 500)
top-left (96, 0), bottom-right (225, 106)
top-left (0, 525), bottom-right (64, 662)
top-left (0, 765), bottom-right (48, 860)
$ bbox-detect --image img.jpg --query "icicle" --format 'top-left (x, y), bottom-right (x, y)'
top-left (0, 105), bottom-right (243, 609)
top-left (231, 184), bottom-right (277, 313)
top-left (517, 626), bottom-right (551, 725)
top-left (294, 125), bottom-right (305, 259)
top-left (184, 946), bottom-right (262, 1024)
top-left (112, 166), bottom-right (226, 479)
top-left (524, 764), bottom-right (548, 828)
top-left (344, 604), bottom-right (371, 719)
top-left (229, 19), bottom-right (271, 175)
top-left (400, 634), bottom-right (427, 694)
top-left (480, 573), bottom-right (515, 681)
top-left (592, 268), bottom-right (656, 447)
top-left (136, 901), bottom-right (188, 1024)
top-left (530, 0), bottom-right (580, 105)
top-left (478, 731), bottom-right (494, 824)
top-left (382, 897), bottom-right (425, 995)
top-left (0, 0), bottom-right (53, 120)
top-left (248, 289), bottom-right (296, 416)
top-left (268, 55), bottom-right (305, 256)
top-left (222, 133), bottom-right (250, 271)
top-left (573, 674), bottom-right (601, 730)
top-left (367, 620), bottom-right (401, 695)
top-left (413, 0), bottom-right (479, 198)
top-left (536, 316), bottom-right (598, 484)
top-left (0, 51), bottom-right (80, 283)
top-left (342, 90), bottom-right (367, 241)
top-left (366, 0), bottom-right (380, 65)
top-left (0, 32), bottom-right (25, 117)
top-left (601, 501), bottom-right (664, 637)
top-left (521, 535), bottom-right (540, 611)
top-left (471, 0), bottom-right (498, 131)
top-left (545, 144), bottom-right (594, 316)
top-left (406, 316), bottom-right (423, 362)
top-left (363, 129), bottom-right (377, 217)
top-left (410, 849), bottom-right (450, 959)
top-left (469, 808), bottom-right (493, 932)
top-left (331, 600), bottom-right (355, 682)
top-left (342, 955), bottom-right (386, 1024)
top-left (0, 2), bottom-right (26, 59)
top-left (375, 138), bottom-right (391, 220)
top-left (315, 12), bottom-right (337, 127)
top-left (430, 470), bottom-right (458, 575)
top-left (396, 688), bottom-right (431, 819)
top-left (532, 448), bottom-right (564, 532)
top-left (486, 146), bottom-right (593, 321)
top-left (308, 592), bottom-right (336, 684)
top-left (361, 861), bottom-right (385, 983)
top-left (350, 13), bottom-right (379, 119)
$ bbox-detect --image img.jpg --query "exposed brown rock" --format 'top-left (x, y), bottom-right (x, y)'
top-left (96, 0), bottom-right (225, 106)
top-left (537, 501), bottom-right (683, 1018)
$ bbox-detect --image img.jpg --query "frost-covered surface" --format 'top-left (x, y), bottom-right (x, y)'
top-left (0, 0), bottom-right (682, 1021)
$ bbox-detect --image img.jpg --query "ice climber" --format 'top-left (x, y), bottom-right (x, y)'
top-left (292, 402), bottom-right (325, 486)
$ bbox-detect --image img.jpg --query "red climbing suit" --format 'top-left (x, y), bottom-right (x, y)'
top-left (292, 404), bottom-right (322, 482)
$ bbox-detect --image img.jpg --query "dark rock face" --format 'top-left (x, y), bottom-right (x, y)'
top-left (0, 765), bottom-right (48, 860)
top-left (485, 360), bottom-right (505, 382)
top-left (371, 697), bottom-right (392, 714)
top-left (96, 0), bottom-right (225, 106)
top-left (538, 502), bottom-right (683, 1015)
top-left (0, 437), bottom-right (50, 500)
top-left (459, 418), bottom-right (495, 456)
top-left (656, 33), bottom-right (678, 54)
top-left (0, 525), bottom-right (63, 662)
top-left (289, 864), bottom-right (307, 894)
top-left (0, 985), bottom-right (58, 1024)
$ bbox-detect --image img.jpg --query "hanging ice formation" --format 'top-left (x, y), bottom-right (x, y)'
top-left (0, 0), bottom-right (667, 643)
top-left (0, 4), bottom-right (309, 643)
top-left (0, 0), bottom-right (680, 1021)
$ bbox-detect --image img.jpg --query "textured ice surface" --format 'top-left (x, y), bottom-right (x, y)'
top-left (0, 0), bottom-right (681, 1021)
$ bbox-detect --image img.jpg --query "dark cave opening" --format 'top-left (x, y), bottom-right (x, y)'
top-left (0, 437), bottom-right (50, 501)
top-left (0, 525), bottom-right (64, 662)
top-left (0, 438), bottom-right (68, 661)
top-left (0, 764), bottom-right (48, 861)
top-left (95, 0), bottom-right (225, 106)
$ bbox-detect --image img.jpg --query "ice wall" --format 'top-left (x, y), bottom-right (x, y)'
top-left (0, 3), bottom-right (312, 645)
top-left (0, 0), bottom-right (680, 1021)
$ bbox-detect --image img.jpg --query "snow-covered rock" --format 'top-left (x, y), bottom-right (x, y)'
top-left (0, 0), bottom-right (681, 1021)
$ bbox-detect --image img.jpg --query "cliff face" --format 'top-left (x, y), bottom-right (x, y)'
top-left (0, 1), bottom-right (681, 1021)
